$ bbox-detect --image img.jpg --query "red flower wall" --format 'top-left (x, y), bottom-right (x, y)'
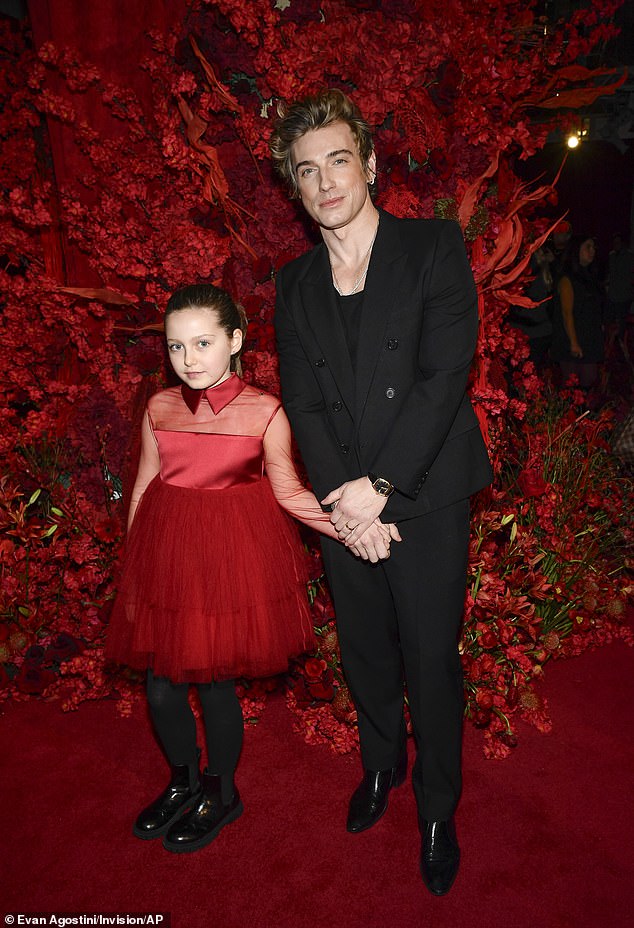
top-left (1, 0), bottom-right (631, 755)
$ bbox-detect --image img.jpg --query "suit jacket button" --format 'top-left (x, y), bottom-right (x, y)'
top-left (387, 339), bottom-right (399, 350)
top-left (340, 443), bottom-right (349, 454)
top-left (315, 358), bottom-right (325, 367)
top-left (332, 400), bottom-right (343, 412)
top-left (386, 386), bottom-right (396, 399)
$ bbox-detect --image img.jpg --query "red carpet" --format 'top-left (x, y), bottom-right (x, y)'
top-left (1, 640), bottom-right (633, 928)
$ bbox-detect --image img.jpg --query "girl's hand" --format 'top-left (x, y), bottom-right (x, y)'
top-left (347, 521), bottom-right (392, 563)
top-left (346, 521), bottom-right (402, 562)
top-left (570, 343), bottom-right (583, 358)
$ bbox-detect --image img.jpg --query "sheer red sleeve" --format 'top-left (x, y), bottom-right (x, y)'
top-left (127, 410), bottom-right (160, 530)
top-left (263, 406), bottom-right (339, 540)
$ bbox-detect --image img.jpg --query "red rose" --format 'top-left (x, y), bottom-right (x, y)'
top-left (505, 686), bottom-right (519, 709)
top-left (476, 690), bottom-right (494, 709)
top-left (428, 148), bottom-right (454, 181)
top-left (429, 59), bottom-right (462, 113)
top-left (45, 633), bottom-right (83, 662)
top-left (479, 630), bottom-right (498, 649)
top-left (311, 595), bottom-right (331, 621)
top-left (15, 664), bottom-right (57, 695)
top-left (251, 256), bottom-right (271, 282)
top-left (388, 162), bottom-right (408, 186)
top-left (24, 645), bottom-right (46, 666)
top-left (473, 708), bottom-right (492, 728)
top-left (292, 677), bottom-right (313, 708)
top-left (497, 730), bottom-right (518, 748)
top-left (517, 468), bottom-right (548, 498)
top-left (308, 681), bottom-right (335, 702)
top-left (479, 653), bottom-right (497, 675)
top-left (303, 657), bottom-right (328, 682)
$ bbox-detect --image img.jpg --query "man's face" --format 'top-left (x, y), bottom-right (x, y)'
top-left (291, 121), bottom-right (375, 231)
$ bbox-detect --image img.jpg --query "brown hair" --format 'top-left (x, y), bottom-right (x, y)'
top-left (269, 88), bottom-right (375, 198)
top-left (165, 284), bottom-right (248, 375)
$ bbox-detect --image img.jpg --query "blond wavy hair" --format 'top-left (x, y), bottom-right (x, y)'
top-left (269, 88), bottom-right (375, 198)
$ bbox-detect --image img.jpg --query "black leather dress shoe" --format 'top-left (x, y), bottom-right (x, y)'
top-left (346, 749), bottom-right (407, 833)
top-left (133, 761), bottom-right (201, 840)
top-left (163, 772), bottom-right (243, 854)
top-left (420, 818), bottom-right (460, 895)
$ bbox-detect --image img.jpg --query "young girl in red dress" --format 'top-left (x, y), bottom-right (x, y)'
top-left (106, 284), bottom-right (375, 854)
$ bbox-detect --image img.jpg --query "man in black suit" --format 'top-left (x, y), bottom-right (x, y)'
top-left (270, 89), bottom-right (492, 896)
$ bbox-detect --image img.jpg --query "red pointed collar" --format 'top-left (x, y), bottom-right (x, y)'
top-left (181, 373), bottom-right (246, 415)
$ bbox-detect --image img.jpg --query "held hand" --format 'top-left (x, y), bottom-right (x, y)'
top-left (322, 477), bottom-right (388, 545)
top-left (343, 520), bottom-right (402, 561)
top-left (347, 521), bottom-right (392, 563)
top-left (386, 523), bottom-right (402, 544)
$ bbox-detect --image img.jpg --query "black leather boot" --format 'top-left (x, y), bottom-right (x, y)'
top-left (346, 747), bottom-right (408, 833)
top-left (162, 770), bottom-right (243, 854)
top-left (420, 817), bottom-right (460, 895)
top-left (133, 756), bottom-right (201, 840)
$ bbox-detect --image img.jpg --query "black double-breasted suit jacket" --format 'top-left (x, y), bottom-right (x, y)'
top-left (274, 208), bottom-right (492, 518)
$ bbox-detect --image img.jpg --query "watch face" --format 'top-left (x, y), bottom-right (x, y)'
top-left (373, 477), bottom-right (394, 496)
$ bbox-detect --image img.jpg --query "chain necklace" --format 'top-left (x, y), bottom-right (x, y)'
top-left (330, 220), bottom-right (379, 297)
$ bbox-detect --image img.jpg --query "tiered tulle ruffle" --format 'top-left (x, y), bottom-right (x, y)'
top-left (106, 474), bottom-right (315, 682)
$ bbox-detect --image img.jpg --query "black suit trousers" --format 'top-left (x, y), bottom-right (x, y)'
top-left (320, 498), bottom-right (470, 822)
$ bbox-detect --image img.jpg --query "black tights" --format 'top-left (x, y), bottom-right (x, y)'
top-left (146, 670), bottom-right (243, 800)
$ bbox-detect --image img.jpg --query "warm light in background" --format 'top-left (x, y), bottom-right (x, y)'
top-left (566, 134), bottom-right (580, 148)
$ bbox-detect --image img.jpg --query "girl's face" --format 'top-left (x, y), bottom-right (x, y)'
top-left (579, 238), bottom-right (596, 267)
top-left (165, 307), bottom-right (242, 390)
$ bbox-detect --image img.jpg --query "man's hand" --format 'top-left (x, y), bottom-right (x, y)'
top-left (322, 476), bottom-right (389, 545)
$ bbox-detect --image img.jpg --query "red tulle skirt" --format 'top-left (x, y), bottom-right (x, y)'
top-left (106, 475), bottom-right (315, 682)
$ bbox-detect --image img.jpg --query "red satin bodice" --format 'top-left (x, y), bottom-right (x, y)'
top-left (128, 375), bottom-right (337, 539)
top-left (157, 432), bottom-right (264, 490)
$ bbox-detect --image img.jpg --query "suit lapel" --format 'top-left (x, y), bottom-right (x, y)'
top-left (299, 244), bottom-right (356, 414)
top-left (354, 211), bottom-right (408, 421)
